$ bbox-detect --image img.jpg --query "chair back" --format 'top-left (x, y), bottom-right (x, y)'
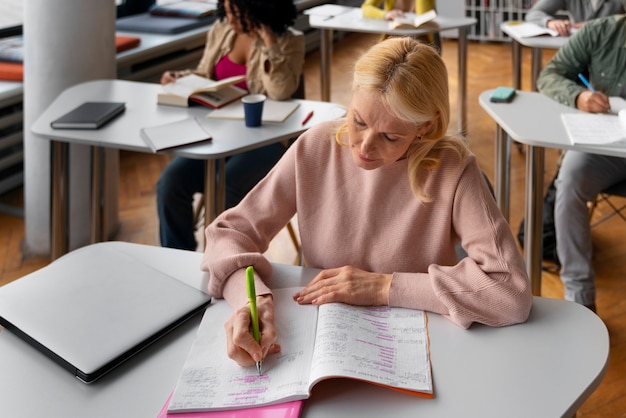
top-left (292, 74), bottom-right (305, 100)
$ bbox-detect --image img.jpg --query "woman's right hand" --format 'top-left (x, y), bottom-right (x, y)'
top-left (224, 294), bottom-right (281, 367)
top-left (160, 70), bottom-right (182, 85)
top-left (384, 9), bottom-right (405, 20)
top-left (547, 19), bottom-right (571, 36)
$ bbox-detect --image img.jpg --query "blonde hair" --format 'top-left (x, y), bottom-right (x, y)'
top-left (336, 37), bottom-right (468, 201)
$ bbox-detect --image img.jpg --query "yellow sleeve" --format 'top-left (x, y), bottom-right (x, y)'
top-left (416, 0), bottom-right (435, 14)
top-left (361, 0), bottom-right (389, 19)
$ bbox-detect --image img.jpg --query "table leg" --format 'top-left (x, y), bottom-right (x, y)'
top-left (90, 146), bottom-right (103, 243)
top-left (458, 27), bottom-right (468, 135)
top-left (51, 140), bottom-right (69, 260)
top-left (320, 28), bottom-right (333, 102)
top-left (494, 125), bottom-right (510, 221)
top-left (216, 158), bottom-right (226, 215)
top-left (512, 40), bottom-right (522, 90)
top-left (202, 159), bottom-right (227, 249)
top-left (530, 47), bottom-right (542, 92)
top-left (524, 145), bottom-right (545, 295)
top-left (204, 159), bottom-right (217, 237)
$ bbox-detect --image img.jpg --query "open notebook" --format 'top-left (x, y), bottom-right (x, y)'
top-left (206, 99), bottom-right (300, 123)
top-left (0, 244), bottom-right (211, 383)
top-left (561, 107), bottom-right (626, 146)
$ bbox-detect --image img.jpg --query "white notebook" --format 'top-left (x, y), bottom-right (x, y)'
top-left (206, 99), bottom-right (300, 123)
top-left (561, 110), bottom-right (626, 146)
top-left (140, 117), bottom-right (212, 152)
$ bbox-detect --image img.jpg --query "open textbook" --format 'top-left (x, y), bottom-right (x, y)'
top-left (503, 21), bottom-right (559, 38)
top-left (389, 9), bottom-right (437, 30)
top-left (561, 106), bottom-right (626, 146)
top-left (158, 74), bottom-right (247, 108)
top-left (167, 287), bottom-right (433, 413)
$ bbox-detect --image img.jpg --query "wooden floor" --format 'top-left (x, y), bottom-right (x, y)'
top-left (2, 34), bottom-right (626, 416)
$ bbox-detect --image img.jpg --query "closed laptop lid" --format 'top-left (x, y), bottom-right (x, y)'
top-left (0, 243), bottom-right (211, 383)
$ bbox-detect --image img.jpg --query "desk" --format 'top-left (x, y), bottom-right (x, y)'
top-left (31, 80), bottom-right (346, 259)
top-left (308, 7), bottom-right (476, 134)
top-left (479, 89), bottom-right (626, 295)
top-left (115, 26), bottom-right (211, 81)
top-left (0, 25), bottom-right (212, 212)
top-left (500, 22), bottom-right (568, 92)
top-left (0, 241), bottom-right (609, 417)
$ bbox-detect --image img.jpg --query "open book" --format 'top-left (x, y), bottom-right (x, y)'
top-left (503, 21), bottom-right (559, 38)
top-left (561, 108), bottom-right (626, 146)
top-left (389, 9), bottom-right (437, 30)
top-left (167, 287), bottom-right (433, 413)
top-left (158, 74), bottom-right (247, 108)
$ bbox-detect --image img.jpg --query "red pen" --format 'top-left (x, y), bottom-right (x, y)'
top-left (301, 110), bottom-right (314, 126)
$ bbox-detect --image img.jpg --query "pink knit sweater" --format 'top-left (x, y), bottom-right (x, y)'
top-left (202, 120), bottom-right (532, 328)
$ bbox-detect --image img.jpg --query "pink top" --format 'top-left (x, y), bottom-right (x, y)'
top-left (202, 120), bottom-right (533, 329)
top-left (214, 54), bottom-right (248, 91)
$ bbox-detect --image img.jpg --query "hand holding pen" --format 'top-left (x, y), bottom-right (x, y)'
top-left (576, 73), bottom-right (610, 113)
top-left (222, 267), bottom-right (280, 370)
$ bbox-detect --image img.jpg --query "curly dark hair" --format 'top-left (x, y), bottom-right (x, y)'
top-left (216, 0), bottom-right (297, 36)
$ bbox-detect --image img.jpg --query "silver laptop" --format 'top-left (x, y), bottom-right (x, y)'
top-left (0, 244), bottom-right (211, 383)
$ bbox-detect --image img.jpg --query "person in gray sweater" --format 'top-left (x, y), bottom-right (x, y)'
top-left (525, 0), bottom-right (626, 35)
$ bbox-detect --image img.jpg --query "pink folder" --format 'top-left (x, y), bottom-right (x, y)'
top-left (157, 392), bottom-right (303, 418)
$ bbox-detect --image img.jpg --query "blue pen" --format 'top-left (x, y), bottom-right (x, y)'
top-left (577, 73), bottom-right (597, 94)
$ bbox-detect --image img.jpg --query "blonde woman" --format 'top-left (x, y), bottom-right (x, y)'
top-left (202, 37), bottom-right (532, 368)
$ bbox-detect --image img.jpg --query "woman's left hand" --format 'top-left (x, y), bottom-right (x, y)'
top-left (293, 266), bottom-right (392, 306)
top-left (256, 24), bottom-right (277, 47)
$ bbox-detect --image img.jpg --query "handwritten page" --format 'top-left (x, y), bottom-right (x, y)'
top-left (168, 288), bottom-right (432, 413)
top-left (168, 289), bottom-right (318, 412)
top-left (309, 303), bottom-right (431, 391)
top-left (561, 110), bottom-right (626, 146)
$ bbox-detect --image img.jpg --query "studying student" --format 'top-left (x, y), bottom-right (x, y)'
top-left (536, 14), bottom-right (626, 312)
top-left (361, 0), bottom-right (440, 50)
top-left (525, 0), bottom-right (626, 36)
top-left (156, 0), bottom-right (304, 250)
top-left (201, 37), bottom-right (533, 368)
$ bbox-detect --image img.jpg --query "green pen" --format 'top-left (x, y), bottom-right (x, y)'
top-left (246, 266), bottom-right (262, 375)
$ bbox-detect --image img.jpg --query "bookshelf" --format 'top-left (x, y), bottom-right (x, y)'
top-left (465, 0), bottom-right (537, 41)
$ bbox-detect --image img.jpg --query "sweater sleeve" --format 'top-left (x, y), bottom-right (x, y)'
top-left (362, 0), bottom-right (387, 19)
top-left (536, 21), bottom-right (595, 108)
top-left (201, 132), bottom-right (300, 308)
top-left (389, 159), bottom-right (532, 328)
top-left (525, 0), bottom-right (566, 27)
top-left (416, 0), bottom-right (435, 14)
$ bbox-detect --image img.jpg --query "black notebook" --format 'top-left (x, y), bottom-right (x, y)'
top-left (50, 102), bottom-right (126, 129)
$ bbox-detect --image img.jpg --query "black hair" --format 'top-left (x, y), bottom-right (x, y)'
top-left (216, 0), bottom-right (297, 36)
